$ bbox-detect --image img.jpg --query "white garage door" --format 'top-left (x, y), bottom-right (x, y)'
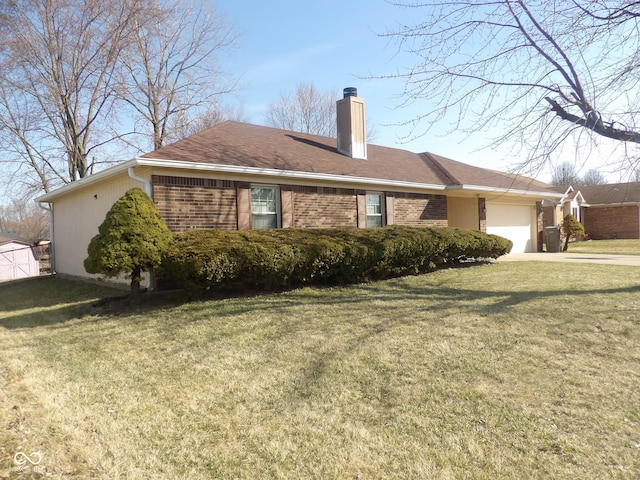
top-left (486, 203), bottom-right (534, 253)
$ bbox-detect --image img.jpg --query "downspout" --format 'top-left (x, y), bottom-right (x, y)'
top-left (38, 201), bottom-right (55, 275)
top-left (128, 165), bottom-right (152, 196)
top-left (127, 165), bottom-right (154, 290)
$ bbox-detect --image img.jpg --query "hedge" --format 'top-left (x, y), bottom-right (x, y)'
top-left (158, 226), bottom-right (512, 292)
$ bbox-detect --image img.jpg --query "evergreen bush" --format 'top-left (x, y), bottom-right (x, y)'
top-left (160, 226), bottom-right (512, 293)
top-left (84, 188), bottom-right (173, 301)
top-left (561, 214), bottom-right (585, 251)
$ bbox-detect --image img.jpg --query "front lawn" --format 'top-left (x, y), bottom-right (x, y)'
top-left (568, 239), bottom-right (640, 255)
top-left (1, 264), bottom-right (639, 479)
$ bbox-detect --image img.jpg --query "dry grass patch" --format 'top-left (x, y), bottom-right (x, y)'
top-left (1, 264), bottom-right (640, 479)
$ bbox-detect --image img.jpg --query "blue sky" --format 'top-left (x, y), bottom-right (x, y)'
top-left (215, 0), bottom-right (525, 176)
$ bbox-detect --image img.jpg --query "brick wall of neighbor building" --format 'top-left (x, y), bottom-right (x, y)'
top-left (542, 206), bottom-right (557, 228)
top-left (582, 205), bottom-right (640, 240)
top-left (291, 186), bottom-right (358, 228)
top-left (152, 175), bottom-right (238, 232)
top-left (394, 193), bottom-right (448, 226)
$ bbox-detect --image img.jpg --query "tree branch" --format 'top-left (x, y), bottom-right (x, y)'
top-left (545, 97), bottom-right (640, 143)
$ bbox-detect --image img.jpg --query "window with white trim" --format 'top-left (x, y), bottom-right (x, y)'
top-left (366, 192), bottom-right (385, 227)
top-left (251, 186), bottom-right (280, 229)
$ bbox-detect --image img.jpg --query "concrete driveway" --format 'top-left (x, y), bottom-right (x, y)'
top-left (498, 252), bottom-right (640, 266)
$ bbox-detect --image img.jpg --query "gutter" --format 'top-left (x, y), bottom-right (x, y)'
top-left (36, 157), bottom-right (562, 203)
top-left (36, 157), bottom-right (449, 202)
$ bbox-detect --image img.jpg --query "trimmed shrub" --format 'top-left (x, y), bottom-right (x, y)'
top-left (561, 214), bottom-right (585, 251)
top-left (85, 188), bottom-right (173, 301)
top-left (159, 226), bottom-right (512, 292)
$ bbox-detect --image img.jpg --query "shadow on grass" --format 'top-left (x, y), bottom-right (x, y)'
top-left (0, 276), bottom-right (126, 329)
top-left (2, 267), bottom-right (640, 330)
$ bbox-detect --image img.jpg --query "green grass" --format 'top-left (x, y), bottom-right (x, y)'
top-left (568, 239), bottom-right (640, 255)
top-left (1, 265), bottom-right (640, 479)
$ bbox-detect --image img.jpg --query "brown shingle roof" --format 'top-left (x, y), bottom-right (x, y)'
top-left (0, 235), bottom-right (29, 246)
top-left (144, 121), bottom-right (449, 186)
top-left (142, 121), bottom-right (553, 192)
top-left (425, 152), bottom-right (553, 192)
top-left (576, 182), bottom-right (640, 204)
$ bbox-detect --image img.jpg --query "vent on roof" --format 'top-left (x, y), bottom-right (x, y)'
top-left (336, 87), bottom-right (367, 160)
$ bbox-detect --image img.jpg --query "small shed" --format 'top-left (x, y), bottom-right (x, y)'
top-left (0, 235), bottom-right (40, 281)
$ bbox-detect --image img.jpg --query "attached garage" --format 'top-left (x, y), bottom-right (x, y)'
top-left (486, 203), bottom-right (536, 253)
top-left (0, 236), bottom-right (40, 281)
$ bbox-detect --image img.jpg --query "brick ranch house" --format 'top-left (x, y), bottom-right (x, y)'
top-left (36, 89), bottom-right (562, 285)
top-left (543, 182), bottom-right (640, 239)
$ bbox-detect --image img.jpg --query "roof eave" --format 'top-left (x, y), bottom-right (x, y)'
top-left (447, 184), bottom-right (564, 199)
top-left (585, 201), bottom-right (640, 207)
top-left (136, 157), bottom-right (448, 191)
top-left (35, 159), bottom-right (138, 202)
top-left (37, 158), bottom-right (562, 202)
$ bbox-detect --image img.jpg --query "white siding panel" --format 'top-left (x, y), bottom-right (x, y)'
top-left (52, 173), bottom-right (146, 281)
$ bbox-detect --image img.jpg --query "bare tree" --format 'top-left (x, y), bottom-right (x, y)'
top-left (120, 0), bottom-right (241, 151)
top-left (0, 0), bottom-right (240, 199)
top-left (384, 1), bottom-right (640, 174)
top-left (0, 198), bottom-right (50, 243)
top-left (551, 161), bottom-right (581, 186)
top-left (266, 82), bottom-right (339, 137)
top-left (581, 169), bottom-right (607, 185)
top-left (0, 0), bottom-right (139, 194)
top-left (163, 101), bottom-right (246, 145)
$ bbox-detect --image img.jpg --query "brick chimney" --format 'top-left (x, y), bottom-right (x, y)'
top-left (336, 87), bottom-right (367, 160)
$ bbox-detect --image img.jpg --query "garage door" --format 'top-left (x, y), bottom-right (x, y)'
top-left (486, 203), bottom-right (534, 253)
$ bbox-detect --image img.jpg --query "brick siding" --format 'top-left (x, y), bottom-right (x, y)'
top-left (393, 193), bottom-right (448, 226)
top-left (152, 175), bottom-right (452, 231)
top-left (152, 175), bottom-right (238, 232)
top-left (290, 186), bottom-right (358, 228)
top-left (542, 206), bottom-right (556, 228)
top-left (582, 205), bottom-right (640, 240)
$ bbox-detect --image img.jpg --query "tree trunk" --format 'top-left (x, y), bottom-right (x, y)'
top-left (130, 265), bottom-right (142, 304)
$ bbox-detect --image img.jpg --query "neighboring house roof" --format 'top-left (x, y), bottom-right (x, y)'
top-left (37, 121), bottom-right (561, 203)
top-left (574, 182), bottom-right (640, 205)
top-left (0, 235), bottom-right (31, 246)
top-left (0, 232), bottom-right (19, 241)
